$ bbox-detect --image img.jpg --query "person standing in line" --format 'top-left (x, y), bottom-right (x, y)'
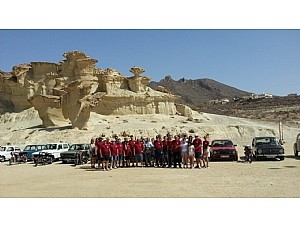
top-left (110, 139), bottom-right (118, 169)
top-left (129, 135), bottom-right (136, 167)
top-left (144, 137), bottom-right (154, 167)
top-left (202, 135), bottom-right (210, 168)
top-left (181, 138), bottom-right (189, 168)
top-left (193, 134), bottom-right (203, 168)
top-left (134, 138), bottom-right (144, 167)
top-left (89, 138), bottom-right (96, 168)
top-left (123, 138), bottom-right (131, 167)
top-left (100, 138), bottom-right (111, 171)
top-left (95, 137), bottom-right (104, 169)
top-left (172, 135), bottom-right (182, 168)
top-left (167, 134), bottom-right (173, 168)
top-left (117, 138), bottom-right (124, 168)
top-left (162, 135), bottom-right (169, 167)
top-left (153, 135), bottom-right (163, 167)
top-left (188, 141), bottom-right (195, 168)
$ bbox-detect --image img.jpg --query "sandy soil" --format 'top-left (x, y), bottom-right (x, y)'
top-left (1, 153), bottom-right (300, 198)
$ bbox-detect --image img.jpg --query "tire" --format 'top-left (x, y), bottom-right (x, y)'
top-left (294, 150), bottom-right (299, 157)
top-left (48, 156), bottom-right (53, 164)
top-left (279, 157), bottom-right (285, 161)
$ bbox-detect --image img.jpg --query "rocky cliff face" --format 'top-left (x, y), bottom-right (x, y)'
top-left (1, 51), bottom-right (193, 129)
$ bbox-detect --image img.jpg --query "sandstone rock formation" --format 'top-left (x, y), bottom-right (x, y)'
top-left (1, 51), bottom-right (191, 129)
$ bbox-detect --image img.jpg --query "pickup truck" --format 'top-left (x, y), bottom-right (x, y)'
top-left (294, 133), bottom-right (300, 157)
top-left (252, 136), bottom-right (284, 161)
top-left (31, 143), bottom-right (69, 161)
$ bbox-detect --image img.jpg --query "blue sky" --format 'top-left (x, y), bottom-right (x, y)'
top-left (1, 29), bottom-right (299, 96)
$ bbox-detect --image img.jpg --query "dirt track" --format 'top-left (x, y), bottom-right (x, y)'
top-left (1, 151), bottom-right (300, 198)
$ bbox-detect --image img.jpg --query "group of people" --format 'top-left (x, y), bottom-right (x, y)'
top-left (89, 133), bottom-right (210, 171)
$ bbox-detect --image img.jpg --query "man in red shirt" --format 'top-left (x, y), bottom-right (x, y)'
top-left (167, 134), bottom-right (173, 168)
top-left (95, 137), bottom-right (104, 169)
top-left (123, 137), bottom-right (131, 167)
top-left (100, 138), bottom-right (111, 171)
top-left (193, 134), bottom-right (203, 168)
top-left (129, 135), bottom-right (136, 167)
top-left (133, 138), bottom-right (144, 167)
top-left (110, 139), bottom-right (118, 169)
top-left (116, 138), bottom-right (124, 168)
top-left (154, 135), bottom-right (163, 167)
top-left (172, 135), bottom-right (182, 168)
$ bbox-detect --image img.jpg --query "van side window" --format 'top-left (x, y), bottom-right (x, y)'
top-left (58, 145), bottom-right (62, 150)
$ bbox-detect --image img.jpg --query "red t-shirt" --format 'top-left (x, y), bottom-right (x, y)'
top-left (193, 138), bottom-right (203, 153)
top-left (129, 140), bottom-right (136, 151)
top-left (154, 139), bottom-right (163, 150)
top-left (117, 143), bottom-right (124, 155)
top-left (110, 143), bottom-right (118, 156)
top-left (134, 142), bottom-right (144, 154)
top-left (95, 140), bottom-right (104, 154)
top-left (172, 139), bottom-right (181, 153)
top-left (124, 143), bottom-right (131, 156)
top-left (101, 143), bottom-right (111, 156)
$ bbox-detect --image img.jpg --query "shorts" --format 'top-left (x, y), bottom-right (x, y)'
top-left (135, 153), bottom-right (143, 162)
top-left (102, 155), bottom-right (110, 161)
top-left (111, 155), bottom-right (118, 161)
top-left (195, 152), bottom-right (203, 159)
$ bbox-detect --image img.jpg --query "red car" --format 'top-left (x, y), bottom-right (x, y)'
top-left (209, 139), bottom-right (238, 161)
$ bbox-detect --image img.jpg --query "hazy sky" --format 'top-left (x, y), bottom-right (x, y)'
top-left (0, 29), bottom-right (299, 96)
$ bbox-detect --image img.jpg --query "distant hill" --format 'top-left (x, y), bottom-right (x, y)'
top-left (149, 76), bottom-right (251, 109)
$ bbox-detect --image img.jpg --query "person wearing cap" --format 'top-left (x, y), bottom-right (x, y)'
top-left (144, 137), bottom-right (154, 167)
top-left (117, 138), bottom-right (124, 168)
top-left (167, 134), bottom-right (173, 168)
top-left (193, 134), bottom-right (203, 168)
top-left (162, 135), bottom-right (169, 167)
top-left (110, 139), bottom-right (118, 169)
top-left (123, 137), bottom-right (131, 167)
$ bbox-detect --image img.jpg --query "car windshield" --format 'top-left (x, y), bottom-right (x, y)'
top-left (70, 144), bottom-right (85, 150)
top-left (256, 137), bottom-right (280, 146)
top-left (24, 145), bottom-right (36, 151)
top-left (212, 140), bottom-right (233, 147)
top-left (0, 147), bottom-right (6, 151)
top-left (46, 144), bottom-right (57, 150)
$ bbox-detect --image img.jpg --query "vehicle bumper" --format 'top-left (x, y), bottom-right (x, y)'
top-left (257, 154), bottom-right (284, 159)
top-left (210, 154), bottom-right (238, 160)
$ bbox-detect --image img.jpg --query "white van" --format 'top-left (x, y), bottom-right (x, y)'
top-left (0, 146), bottom-right (23, 162)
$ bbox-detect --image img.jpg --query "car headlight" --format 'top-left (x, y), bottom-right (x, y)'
top-left (232, 150), bottom-right (236, 154)
top-left (279, 149), bottom-right (284, 154)
top-left (258, 149), bottom-right (263, 154)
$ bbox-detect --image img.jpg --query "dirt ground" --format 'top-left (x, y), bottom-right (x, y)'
top-left (1, 150), bottom-right (300, 198)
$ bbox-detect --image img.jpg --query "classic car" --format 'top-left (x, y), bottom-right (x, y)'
top-left (252, 136), bottom-right (284, 160)
top-left (60, 143), bottom-right (90, 165)
top-left (31, 142), bottom-right (69, 161)
top-left (209, 139), bottom-right (238, 161)
top-left (23, 144), bottom-right (47, 161)
top-left (0, 145), bottom-right (23, 162)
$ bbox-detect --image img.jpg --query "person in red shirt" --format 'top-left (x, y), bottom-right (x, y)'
top-left (134, 138), bottom-right (144, 167)
top-left (123, 138), bottom-right (131, 167)
top-left (172, 135), bottom-right (182, 168)
top-left (128, 135), bottom-right (136, 167)
top-left (95, 137), bottom-right (104, 169)
top-left (167, 134), bottom-right (173, 168)
top-left (100, 138), bottom-right (111, 171)
top-left (154, 135), bottom-right (163, 167)
top-left (202, 134), bottom-right (210, 168)
top-left (110, 139), bottom-right (118, 169)
top-left (117, 138), bottom-right (124, 168)
top-left (193, 134), bottom-right (203, 168)
top-left (162, 136), bottom-right (169, 167)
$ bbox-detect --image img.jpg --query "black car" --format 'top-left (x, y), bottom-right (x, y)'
top-left (252, 137), bottom-right (284, 161)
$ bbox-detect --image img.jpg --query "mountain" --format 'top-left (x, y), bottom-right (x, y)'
top-left (149, 76), bottom-right (251, 109)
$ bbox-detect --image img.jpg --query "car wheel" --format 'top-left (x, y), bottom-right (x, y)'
top-left (279, 157), bottom-right (285, 161)
top-left (294, 150), bottom-right (299, 157)
top-left (48, 156), bottom-right (53, 164)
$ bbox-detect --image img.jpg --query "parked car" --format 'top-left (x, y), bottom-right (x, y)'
top-left (252, 136), bottom-right (284, 161)
top-left (293, 133), bottom-right (300, 157)
top-left (23, 144), bottom-right (47, 161)
top-left (60, 143), bottom-right (90, 165)
top-left (209, 139), bottom-right (238, 161)
top-left (0, 146), bottom-right (23, 162)
top-left (32, 143), bottom-right (69, 161)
